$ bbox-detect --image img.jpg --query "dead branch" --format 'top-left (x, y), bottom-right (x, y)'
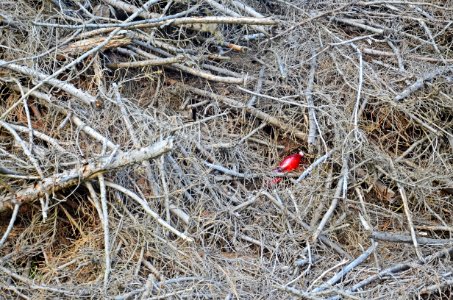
top-left (0, 60), bottom-right (98, 107)
top-left (371, 231), bottom-right (453, 245)
top-left (0, 138), bottom-right (173, 212)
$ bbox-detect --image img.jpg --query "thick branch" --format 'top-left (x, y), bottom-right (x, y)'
top-left (0, 139), bottom-right (173, 212)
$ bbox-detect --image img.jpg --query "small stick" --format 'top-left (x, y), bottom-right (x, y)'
top-left (275, 285), bottom-right (323, 300)
top-left (349, 248), bottom-right (452, 293)
top-left (420, 278), bottom-right (453, 295)
top-left (395, 66), bottom-right (452, 101)
top-left (247, 66), bottom-right (265, 107)
top-left (204, 0), bottom-right (270, 34)
top-left (333, 17), bottom-right (384, 34)
top-left (361, 48), bottom-right (453, 63)
top-left (0, 60), bottom-right (98, 108)
top-left (230, 0), bottom-right (265, 18)
top-left (261, 191), bottom-right (352, 259)
top-left (96, 174), bottom-right (111, 291)
top-left (312, 160), bottom-right (348, 242)
top-left (398, 183), bottom-right (424, 261)
top-left (352, 47), bottom-right (364, 135)
top-left (37, 15), bottom-right (277, 30)
top-left (297, 149), bottom-right (334, 182)
top-left (104, 181), bottom-right (193, 242)
top-left (0, 204), bottom-right (20, 248)
top-left (130, 46), bottom-right (245, 84)
top-left (113, 82), bottom-right (162, 198)
top-left (158, 155), bottom-right (171, 224)
top-left (0, 120), bottom-right (49, 218)
top-left (8, 124), bottom-right (66, 153)
top-left (0, 0), bottom-right (159, 120)
top-left (107, 55), bottom-right (185, 68)
top-left (371, 231), bottom-right (453, 245)
top-left (311, 243), bottom-right (378, 293)
top-left (305, 48), bottom-right (318, 149)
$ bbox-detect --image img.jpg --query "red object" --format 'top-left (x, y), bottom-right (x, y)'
top-left (268, 151), bottom-right (304, 186)
top-left (274, 151), bottom-right (304, 173)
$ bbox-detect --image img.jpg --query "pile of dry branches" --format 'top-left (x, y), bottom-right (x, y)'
top-left (1, 0), bottom-right (452, 298)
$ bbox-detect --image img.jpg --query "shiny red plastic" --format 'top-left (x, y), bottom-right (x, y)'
top-left (275, 151), bottom-right (304, 173)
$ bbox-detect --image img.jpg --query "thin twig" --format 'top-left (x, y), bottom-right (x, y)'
top-left (0, 204), bottom-right (20, 248)
top-left (312, 243), bottom-right (378, 293)
top-left (104, 181), bottom-right (193, 242)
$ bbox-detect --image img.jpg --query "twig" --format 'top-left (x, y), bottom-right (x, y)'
top-left (296, 149), bottom-right (334, 182)
top-left (97, 174), bottom-right (111, 291)
top-left (270, 2), bottom-right (353, 40)
top-left (130, 46), bottom-right (245, 84)
top-left (312, 158), bottom-right (349, 242)
top-left (371, 231), bottom-right (453, 245)
top-left (113, 82), bottom-right (161, 197)
top-left (0, 266), bottom-right (74, 295)
top-left (361, 48), bottom-right (453, 63)
top-left (1, 0), bottom-right (160, 120)
top-left (333, 17), bottom-right (384, 34)
top-left (247, 66), bottom-right (265, 107)
top-left (107, 55), bottom-right (185, 68)
top-left (37, 16), bottom-right (277, 30)
top-left (311, 243), bottom-right (378, 293)
top-left (275, 285), bottom-right (323, 300)
top-left (395, 66), bottom-right (452, 101)
top-left (204, 0), bottom-right (270, 34)
top-left (419, 278), bottom-right (453, 295)
top-left (104, 181), bottom-right (193, 242)
top-left (352, 47), bottom-right (363, 135)
top-left (158, 155), bottom-right (171, 224)
top-left (0, 204), bottom-right (20, 248)
top-left (261, 191), bottom-right (352, 259)
top-left (397, 183), bottom-right (424, 261)
top-left (7, 123), bottom-right (66, 153)
top-left (230, 0), bottom-right (265, 18)
top-left (305, 49), bottom-right (318, 149)
top-left (349, 246), bottom-right (453, 293)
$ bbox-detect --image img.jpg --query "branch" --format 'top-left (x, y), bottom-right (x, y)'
top-left (395, 66), bottom-right (452, 101)
top-left (0, 138), bottom-right (173, 212)
top-left (0, 60), bottom-right (98, 107)
top-left (305, 49), bottom-right (318, 148)
top-left (371, 231), bottom-right (453, 245)
top-left (312, 242), bottom-right (377, 293)
top-left (107, 54), bottom-right (185, 69)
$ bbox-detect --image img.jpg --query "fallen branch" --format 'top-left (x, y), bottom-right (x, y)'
top-left (0, 138), bottom-right (173, 212)
top-left (0, 60), bottom-right (98, 107)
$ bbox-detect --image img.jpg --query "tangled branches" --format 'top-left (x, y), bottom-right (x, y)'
top-left (0, 0), bottom-right (452, 299)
